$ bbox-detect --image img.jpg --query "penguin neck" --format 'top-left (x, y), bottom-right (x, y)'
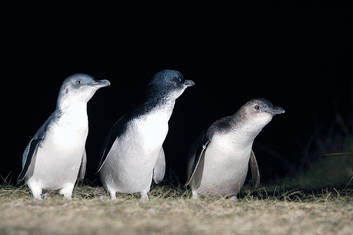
top-left (231, 123), bottom-right (262, 145)
top-left (57, 100), bottom-right (88, 117)
top-left (142, 93), bottom-right (176, 120)
top-left (228, 116), bottom-right (264, 147)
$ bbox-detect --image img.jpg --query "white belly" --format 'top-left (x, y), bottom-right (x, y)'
top-left (28, 111), bottom-right (88, 190)
top-left (196, 134), bottom-right (252, 196)
top-left (101, 111), bottom-right (169, 193)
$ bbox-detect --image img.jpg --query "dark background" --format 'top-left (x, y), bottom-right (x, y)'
top-left (2, 3), bottom-right (352, 185)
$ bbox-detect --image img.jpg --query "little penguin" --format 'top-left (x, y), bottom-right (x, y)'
top-left (185, 98), bottom-right (284, 200)
top-left (97, 69), bottom-right (195, 200)
top-left (18, 74), bottom-right (110, 199)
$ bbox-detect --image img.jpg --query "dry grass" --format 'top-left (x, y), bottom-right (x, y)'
top-left (0, 185), bottom-right (352, 235)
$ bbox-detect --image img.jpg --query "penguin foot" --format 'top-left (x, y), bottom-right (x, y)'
top-left (140, 191), bottom-right (149, 201)
top-left (192, 191), bottom-right (198, 200)
top-left (105, 185), bottom-right (116, 200)
top-left (32, 192), bottom-right (43, 200)
top-left (109, 191), bottom-right (117, 200)
top-left (27, 179), bottom-right (42, 200)
top-left (59, 183), bottom-right (74, 199)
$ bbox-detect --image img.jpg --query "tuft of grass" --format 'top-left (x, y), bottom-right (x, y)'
top-left (290, 115), bottom-right (353, 190)
top-left (0, 185), bottom-right (352, 235)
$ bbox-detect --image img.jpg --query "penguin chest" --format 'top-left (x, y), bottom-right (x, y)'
top-left (123, 114), bottom-right (168, 170)
top-left (50, 111), bottom-right (88, 156)
top-left (50, 124), bottom-right (88, 149)
top-left (197, 134), bottom-right (252, 196)
top-left (52, 110), bottom-right (89, 148)
top-left (31, 113), bottom-right (88, 189)
top-left (134, 112), bottom-right (169, 152)
top-left (102, 112), bottom-right (169, 193)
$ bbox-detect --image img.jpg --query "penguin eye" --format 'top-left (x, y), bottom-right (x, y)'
top-left (254, 105), bottom-right (260, 110)
top-left (173, 77), bottom-right (182, 85)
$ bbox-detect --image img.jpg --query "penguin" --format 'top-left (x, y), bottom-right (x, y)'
top-left (185, 98), bottom-right (284, 200)
top-left (97, 69), bottom-right (195, 200)
top-left (18, 74), bottom-right (110, 199)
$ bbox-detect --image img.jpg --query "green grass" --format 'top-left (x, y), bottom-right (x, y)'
top-left (0, 185), bottom-right (352, 235)
top-left (284, 152), bottom-right (353, 190)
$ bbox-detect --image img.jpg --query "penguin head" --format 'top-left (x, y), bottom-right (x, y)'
top-left (148, 70), bottom-right (195, 100)
top-left (237, 98), bottom-right (285, 130)
top-left (57, 74), bottom-right (110, 107)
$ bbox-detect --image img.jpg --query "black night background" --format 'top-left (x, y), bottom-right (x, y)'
top-left (1, 5), bottom-right (352, 190)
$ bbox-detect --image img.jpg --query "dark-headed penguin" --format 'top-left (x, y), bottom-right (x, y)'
top-left (98, 70), bottom-right (195, 200)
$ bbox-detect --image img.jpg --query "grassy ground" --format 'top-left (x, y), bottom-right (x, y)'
top-left (0, 185), bottom-right (352, 235)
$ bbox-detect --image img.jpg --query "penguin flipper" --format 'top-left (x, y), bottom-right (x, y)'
top-left (96, 115), bottom-right (129, 172)
top-left (78, 149), bottom-right (87, 181)
top-left (185, 134), bottom-right (210, 187)
top-left (17, 113), bottom-right (56, 183)
top-left (249, 150), bottom-right (260, 188)
top-left (153, 148), bottom-right (166, 184)
top-left (17, 138), bottom-right (43, 183)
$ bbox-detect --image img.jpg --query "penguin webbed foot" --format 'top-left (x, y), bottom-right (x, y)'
top-left (27, 180), bottom-right (43, 200)
top-left (32, 194), bottom-right (43, 200)
top-left (192, 190), bottom-right (198, 199)
top-left (109, 191), bottom-right (117, 200)
top-left (140, 191), bottom-right (149, 201)
top-left (59, 183), bottom-right (74, 200)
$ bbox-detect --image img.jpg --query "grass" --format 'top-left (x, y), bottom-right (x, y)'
top-left (286, 117), bottom-right (353, 190)
top-left (284, 151), bottom-right (353, 190)
top-left (1, 116), bottom-right (351, 234)
top-left (0, 184), bottom-right (352, 235)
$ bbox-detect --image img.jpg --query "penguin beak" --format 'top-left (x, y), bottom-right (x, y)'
top-left (268, 106), bottom-right (285, 115)
top-left (91, 79), bottom-right (111, 88)
top-left (184, 80), bottom-right (195, 87)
